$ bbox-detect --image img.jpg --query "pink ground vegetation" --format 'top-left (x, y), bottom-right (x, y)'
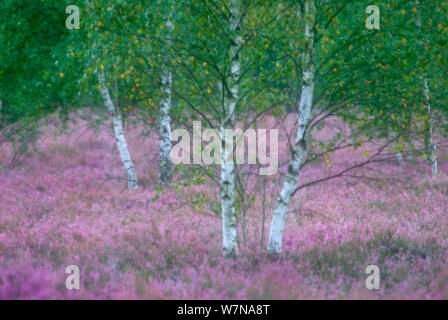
top-left (0, 112), bottom-right (447, 299)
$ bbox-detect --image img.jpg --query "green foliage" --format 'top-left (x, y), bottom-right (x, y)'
top-left (0, 0), bottom-right (447, 170)
top-left (0, 0), bottom-right (82, 122)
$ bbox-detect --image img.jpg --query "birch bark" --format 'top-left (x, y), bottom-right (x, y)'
top-left (423, 78), bottom-right (437, 177)
top-left (415, 0), bottom-right (437, 177)
top-left (98, 70), bottom-right (139, 189)
top-left (221, 0), bottom-right (241, 258)
top-left (267, 0), bottom-right (316, 255)
top-left (159, 14), bottom-right (174, 186)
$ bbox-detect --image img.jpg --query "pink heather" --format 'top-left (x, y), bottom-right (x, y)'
top-left (0, 113), bottom-right (447, 299)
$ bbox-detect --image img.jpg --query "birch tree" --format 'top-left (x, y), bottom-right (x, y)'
top-left (158, 5), bottom-right (174, 187)
top-left (423, 78), bottom-right (437, 177)
top-left (265, 0), bottom-right (431, 255)
top-left (219, 0), bottom-right (242, 257)
top-left (165, 0), bottom-right (279, 257)
top-left (267, 0), bottom-right (316, 255)
top-left (80, 0), bottom-right (181, 188)
top-left (415, 0), bottom-right (438, 177)
top-left (98, 70), bottom-right (139, 189)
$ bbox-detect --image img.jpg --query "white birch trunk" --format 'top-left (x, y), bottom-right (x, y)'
top-left (267, 0), bottom-right (316, 255)
top-left (220, 0), bottom-right (241, 258)
top-left (158, 16), bottom-right (174, 186)
top-left (423, 78), bottom-right (437, 177)
top-left (396, 150), bottom-right (404, 166)
top-left (98, 70), bottom-right (139, 189)
top-left (387, 107), bottom-right (404, 167)
top-left (415, 1), bottom-right (437, 177)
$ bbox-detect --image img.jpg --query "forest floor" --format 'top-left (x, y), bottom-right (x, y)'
top-left (0, 112), bottom-right (447, 299)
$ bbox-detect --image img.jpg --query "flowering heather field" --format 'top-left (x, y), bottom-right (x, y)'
top-left (0, 114), bottom-right (447, 300)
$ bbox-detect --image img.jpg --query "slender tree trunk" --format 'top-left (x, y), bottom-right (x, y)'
top-left (221, 0), bottom-right (241, 258)
top-left (423, 78), bottom-right (437, 177)
top-left (159, 14), bottom-right (174, 186)
top-left (267, 0), bottom-right (316, 255)
top-left (393, 133), bottom-right (404, 167)
top-left (415, 0), bottom-right (437, 177)
top-left (387, 106), bottom-right (404, 167)
top-left (260, 175), bottom-right (267, 248)
top-left (98, 70), bottom-right (139, 189)
top-left (395, 149), bottom-right (404, 166)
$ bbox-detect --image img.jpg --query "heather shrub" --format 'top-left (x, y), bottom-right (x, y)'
top-left (0, 115), bottom-right (447, 299)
